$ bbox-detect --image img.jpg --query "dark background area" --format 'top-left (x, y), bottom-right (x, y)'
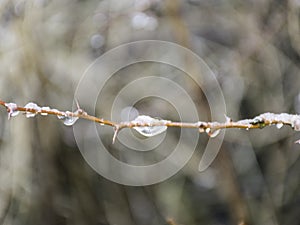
top-left (0, 0), bottom-right (300, 224)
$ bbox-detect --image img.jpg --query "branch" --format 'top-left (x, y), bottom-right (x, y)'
top-left (1, 100), bottom-right (300, 143)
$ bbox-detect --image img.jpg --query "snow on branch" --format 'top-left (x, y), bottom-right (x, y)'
top-left (1, 99), bottom-right (300, 144)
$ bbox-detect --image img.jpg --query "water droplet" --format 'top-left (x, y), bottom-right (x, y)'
top-left (26, 113), bottom-right (35, 118)
top-left (24, 102), bottom-right (40, 118)
top-left (208, 129), bottom-right (220, 138)
top-left (58, 111), bottom-right (79, 126)
top-left (205, 128), bottom-right (211, 134)
top-left (41, 106), bottom-right (50, 116)
top-left (246, 128), bottom-right (249, 131)
top-left (276, 123), bottom-right (283, 129)
top-left (132, 115), bottom-right (167, 137)
top-left (63, 116), bottom-right (79, 126)
top-left (57, 114), bottom-right (66, 120)
top-left (5, 102), bottom-right (19, 118)
top-left (10, 111), bottom-right (20, 117)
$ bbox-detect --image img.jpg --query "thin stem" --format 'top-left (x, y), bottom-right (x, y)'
top-left (1, 99), bottom-right (300, 142)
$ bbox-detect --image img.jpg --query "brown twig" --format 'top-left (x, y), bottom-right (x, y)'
top-left (1, 99), bottom-right (300, 143)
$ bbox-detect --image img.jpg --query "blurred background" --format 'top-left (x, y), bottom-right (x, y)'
top-left (1, 0), bottom-right (300, 224)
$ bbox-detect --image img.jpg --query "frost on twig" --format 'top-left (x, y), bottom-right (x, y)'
top-left (2, 100), bottom-right (86, 126)
top-left (1, 100), bottom-right (300, 144)
top-left (4, 102), bottom-right (19, 119)
top-left (131, 115), bottom-right (169, 137)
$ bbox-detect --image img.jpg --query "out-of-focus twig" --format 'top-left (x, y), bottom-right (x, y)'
top-left (166, 218), bottom-right (179, 225)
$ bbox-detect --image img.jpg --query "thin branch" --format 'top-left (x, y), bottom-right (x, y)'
top-left (1, 100), bottom-right (300, 142)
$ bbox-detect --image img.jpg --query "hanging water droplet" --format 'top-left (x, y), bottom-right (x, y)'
top-left (208, 129), bottom-right (220, 138)
top-left (24, 102), bottom-right (40, 118)
top-left (5, 102), bottom-right (19, 118)
top-left (132, 115), bottom-right (168, 137)
top-left (26, 113), bottom-right (36, 118)
top-left (10, 110), bottom-right (20, 117)
top-left (50, 109), bottom-right (66, 119)
top-left (205, 128), bottom-right (211, 134)
top-left (58, 111), bottom-right (79, 126)
top-left (246, 128), bottom-right (249, 131)
top-left (63, 116), bottom-right (79, 126)
top-left (276, 123), bottom-right (283, 129)
top-left (57, 114), bottom-right (66, 120)
top-left (41, 106), bottom-right (50, 116)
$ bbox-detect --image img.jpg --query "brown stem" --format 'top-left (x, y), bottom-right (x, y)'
top-left (1, 100), bottom-right (300, 142)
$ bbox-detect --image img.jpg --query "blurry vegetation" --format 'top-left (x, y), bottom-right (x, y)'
top-left (1, 0), bottom-right (300, 225)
